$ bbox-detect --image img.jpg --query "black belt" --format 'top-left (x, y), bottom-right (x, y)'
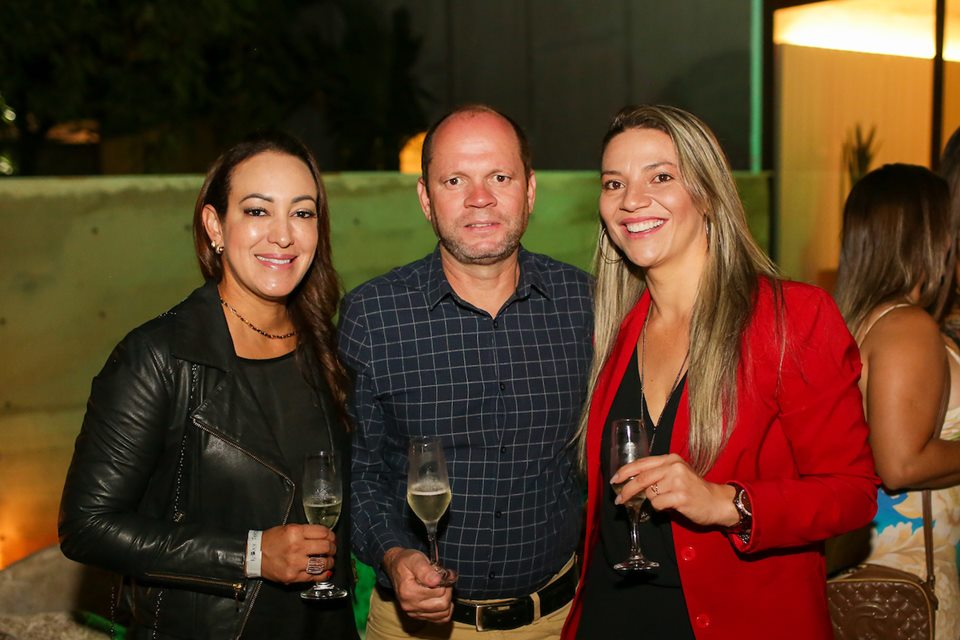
top-left (451, 562), bottom-right (578, 631)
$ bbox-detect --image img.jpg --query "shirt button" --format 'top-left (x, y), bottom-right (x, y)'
top-left (488, 571), bottom-right (496, 579)
top-left (499, 382), bottom-right (506, 391)
top-left (680, 546), bottom-right (696, 561)
top-left (495, 510), bottom-right (503, 518)
top-left (500, 446), bottom-right (507, 454)
top-left (695, 614), bottom-right (711, 628)
top-left (493, 320), bottom-right (499, 328)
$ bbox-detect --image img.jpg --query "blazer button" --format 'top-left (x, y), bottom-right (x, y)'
top-left (680, 546), bottom-right (696, 561)
top-left (695, 614), bottom-right (711, 628)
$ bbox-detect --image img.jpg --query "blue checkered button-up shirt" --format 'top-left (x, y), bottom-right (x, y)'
top-left (339, 247), bottom-right (593, 599)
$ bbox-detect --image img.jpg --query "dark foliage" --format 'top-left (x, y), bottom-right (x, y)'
top-left (0, 0), bottom-right (428, 174)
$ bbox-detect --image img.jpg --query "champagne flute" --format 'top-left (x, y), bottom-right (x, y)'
top-left (300, 451), bottom-right (348, 600)
top-left (609, 418), bottom-right (659, 571)
top-left (407, 436), bottom-right (457, 586)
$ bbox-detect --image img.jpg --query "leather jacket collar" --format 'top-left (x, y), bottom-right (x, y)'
top-left (170, 279), bottom-right (294, 485)
top-left (171, 279), bottom-right (235, 371)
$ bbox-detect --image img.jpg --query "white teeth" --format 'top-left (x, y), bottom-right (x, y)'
top-left (625, 220), bottom-right (664, 233)
top-left (257, 256), bottom-right (293, 265)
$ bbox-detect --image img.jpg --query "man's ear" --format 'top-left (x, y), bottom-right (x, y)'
top-left (417, 177), bottom-right (432, 223)
top-left (526, 171), bottom-right (537, 213)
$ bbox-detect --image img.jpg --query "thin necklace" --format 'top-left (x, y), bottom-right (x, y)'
top-left (220, 297), bottom-right (296, 340)
top-left (640, 311), bottom-right (690, 450)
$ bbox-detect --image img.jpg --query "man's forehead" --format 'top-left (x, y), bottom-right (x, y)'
top-left (435, 111), bottom-right (513, 140)
top-left (429, 112), bottom-right (523, 165)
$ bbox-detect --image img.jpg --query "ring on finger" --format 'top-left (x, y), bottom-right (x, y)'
top-left (651, 482), bottom-right (660, 496)
top-left (306, 556), bottom-right (326, 575)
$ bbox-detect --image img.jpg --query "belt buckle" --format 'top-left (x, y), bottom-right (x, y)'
top-left (474, 602), bottom-right (492, 632)
top-left (473, 599), bottom-right (528, 632)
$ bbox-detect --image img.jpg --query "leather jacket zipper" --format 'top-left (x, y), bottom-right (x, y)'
top-left (191, 417), bottom-right (295, 639)
top-left (143, 571), bottom-right (244, 598)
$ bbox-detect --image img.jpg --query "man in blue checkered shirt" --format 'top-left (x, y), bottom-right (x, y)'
top-left (339, 105), bottom-right (593, 639)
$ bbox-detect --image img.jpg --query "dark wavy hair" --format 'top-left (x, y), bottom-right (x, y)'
top-left (835, 163), bottom-right (953, 333)
top-left (192, 131), bottom-right (350, 428)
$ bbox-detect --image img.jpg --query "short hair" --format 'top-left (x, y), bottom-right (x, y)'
top-left (835, 163), bottom-right (953, 332)
top-left (420, 104), bottom-right (532, 187)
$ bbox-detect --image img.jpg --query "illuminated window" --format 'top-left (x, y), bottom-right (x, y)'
top-left (775, 0), bottom-right (960, 61)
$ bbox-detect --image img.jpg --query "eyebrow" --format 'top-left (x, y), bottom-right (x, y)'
top-left (645, 161), bottom-right (677, 171)
top-left (239, 193), bottom-right (317, 205)
top-left (601, 161), bottom-right (677, 176)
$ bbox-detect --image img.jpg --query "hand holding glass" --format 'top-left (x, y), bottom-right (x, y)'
top-left (300, 451), bottom-right (348, 600)
top-left (609, 418), bottom-right (659, 571)
top-left (407, 437), bottom-right (457, 586)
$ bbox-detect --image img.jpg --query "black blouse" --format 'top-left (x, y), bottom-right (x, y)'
top-left (576, 346), bottom-right (695, 639)
top-left (238, 351), bottom-right (357, 640)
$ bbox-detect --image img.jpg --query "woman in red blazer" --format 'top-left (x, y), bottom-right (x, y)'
top-left (562, 105), bottom-right (878, 640)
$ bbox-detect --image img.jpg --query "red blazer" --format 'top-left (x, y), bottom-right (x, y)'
top-left (562, 280), bottom-right (878, 640)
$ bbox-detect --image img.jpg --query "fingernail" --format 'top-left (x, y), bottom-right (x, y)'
top-left (614, 495), bottom-right (622, 505)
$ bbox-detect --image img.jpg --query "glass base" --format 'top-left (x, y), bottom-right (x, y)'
top-left (432, 563), bottom-right (457, 587)
top-left (300, 581), bottom-right (349, 600)
top-left (613, 557), bottom-right (659, 572)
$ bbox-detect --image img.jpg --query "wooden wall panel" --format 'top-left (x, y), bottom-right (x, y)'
top-left (777, 44), bottom-right (932, 283)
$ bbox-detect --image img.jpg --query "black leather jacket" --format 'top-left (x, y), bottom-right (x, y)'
top-left (59, 281), bottom-right (355, 640)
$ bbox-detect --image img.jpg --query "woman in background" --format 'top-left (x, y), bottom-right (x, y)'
top-left (834, 163), bottom-right (960, 638)
top-left (563, 104), bottom-right (877, 639)
top-left (60, 133), bottom-right (358, 639)
top-left (939, 127), bottom-right (960, 347)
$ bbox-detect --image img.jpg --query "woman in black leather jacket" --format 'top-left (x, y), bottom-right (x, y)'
top-left (59, 133), bottom-right (358, 640)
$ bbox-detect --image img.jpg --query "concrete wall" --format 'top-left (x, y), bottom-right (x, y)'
top-left (0, 171), bottom-right (769, 568)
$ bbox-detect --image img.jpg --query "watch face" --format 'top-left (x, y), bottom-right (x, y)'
top-left (736, 489), bottom-right (752, 517)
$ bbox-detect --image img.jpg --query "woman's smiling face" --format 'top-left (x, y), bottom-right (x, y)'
top-left (599, 127), bottom-right (707, 274)
top-left (204, 150), bottom-right (319, 303)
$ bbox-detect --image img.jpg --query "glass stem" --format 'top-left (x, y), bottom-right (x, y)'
top-left (628, 507), bottom-right (643, 557)
top-left (427, 524), bottom-right (441, 565)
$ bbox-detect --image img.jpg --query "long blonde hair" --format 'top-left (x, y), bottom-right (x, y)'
top-left (578, 105), bottom-right (778, 475)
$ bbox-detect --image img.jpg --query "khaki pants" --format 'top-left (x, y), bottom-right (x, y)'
top-left (365, 560), bottom-right (574, 640)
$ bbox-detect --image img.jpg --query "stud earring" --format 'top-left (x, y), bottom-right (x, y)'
top-left (216, 245), bottom-right (225, 255)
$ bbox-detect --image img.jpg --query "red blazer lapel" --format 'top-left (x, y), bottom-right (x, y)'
top-left (585, 293), bottom-right (651, 547)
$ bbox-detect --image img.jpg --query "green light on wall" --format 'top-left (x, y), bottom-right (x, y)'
top-left (750, 0), bottom-right (763, 173)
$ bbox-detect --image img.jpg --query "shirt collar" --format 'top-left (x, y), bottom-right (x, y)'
top-left (422, 244), bottom-right (551, 311)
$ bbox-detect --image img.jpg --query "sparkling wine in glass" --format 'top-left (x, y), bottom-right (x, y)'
top-left (301, 451), bottom-right (348, 600)
top-left (407, 436), bottom-right (457, 586)
top-left (609, 418), bottom-right (659, 572)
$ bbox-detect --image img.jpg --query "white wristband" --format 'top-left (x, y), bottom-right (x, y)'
top-left (245, 530), bottom-right (263, 578)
